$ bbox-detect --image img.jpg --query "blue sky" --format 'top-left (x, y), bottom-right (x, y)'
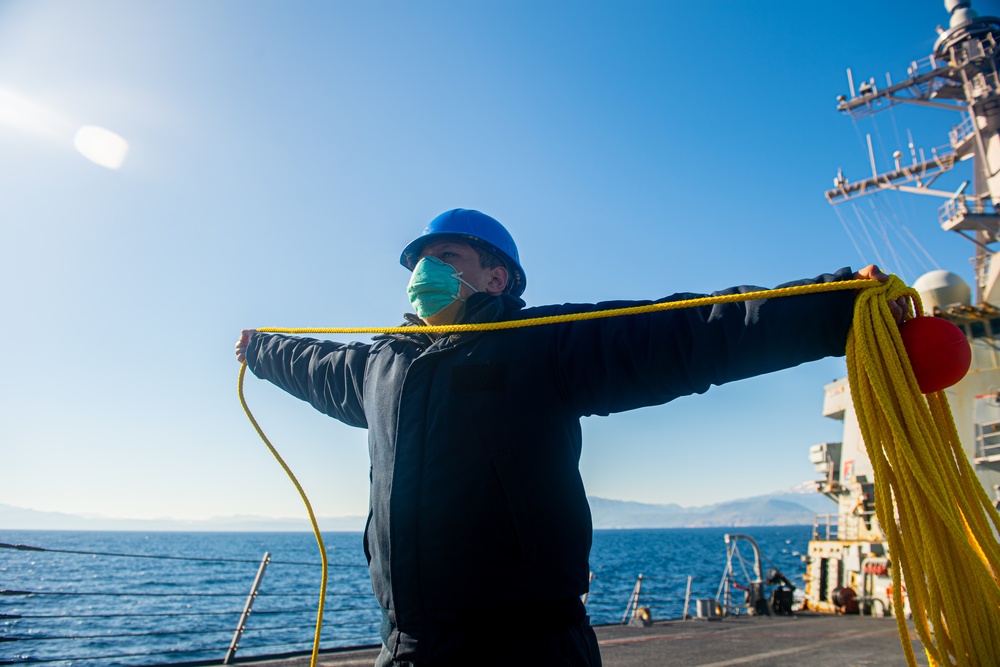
top-left (1, 0), bottom-right (990, 523)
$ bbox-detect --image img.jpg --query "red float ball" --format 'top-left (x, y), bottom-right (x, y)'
top-left (899, 316), bottom-right (971, 393)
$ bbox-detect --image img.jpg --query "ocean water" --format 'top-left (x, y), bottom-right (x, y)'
top-left (0, 526), bottom-right (811, 665)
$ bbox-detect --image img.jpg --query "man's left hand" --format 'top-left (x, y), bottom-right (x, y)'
top-left (854, 264), bottom-right (907, 325)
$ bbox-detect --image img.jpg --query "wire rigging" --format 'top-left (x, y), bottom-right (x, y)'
top-left (0, 542), bottom-right (363, 568)
top-left (838, 102), bottom-right (946, 282)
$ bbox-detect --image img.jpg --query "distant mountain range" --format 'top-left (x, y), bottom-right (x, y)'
top-left (0, 484), bottom-right (836, 532)
top-left (0, 504), bottom-right (369, 532)
top-left (588, 485), bottom-right (836, 529)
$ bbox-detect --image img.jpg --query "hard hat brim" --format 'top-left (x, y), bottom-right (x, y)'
top-left (399, 210), bottom-right (526, 297)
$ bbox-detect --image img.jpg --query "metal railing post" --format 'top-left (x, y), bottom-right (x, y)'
top-left (224, 551), bottom-right (271, 664)
top-left (682, 575), bottom-right (693, 620)
top-left (581, 571), bottom-right (595, 605)
top-left (620, 574), bottom-right (643, 624)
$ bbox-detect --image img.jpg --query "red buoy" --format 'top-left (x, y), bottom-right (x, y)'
top-left (899, 317), bottom-right (971, 393)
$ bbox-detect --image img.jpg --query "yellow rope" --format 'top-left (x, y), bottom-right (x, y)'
top-left (238, 364), bottom-right (328, 667)
top-left (239, 275), bottom-right (1000, 664)
top-left (255, 279), bottom-right (874, 336)
top-left (848, 275), bottom-right (1000, 666)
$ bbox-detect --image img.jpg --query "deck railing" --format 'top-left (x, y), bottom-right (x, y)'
top-left (1, 536), bottom-right (791, 664)
top-left (0, 541), bottom-right (379, 666)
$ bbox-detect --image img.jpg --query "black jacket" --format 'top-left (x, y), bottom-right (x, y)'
top-left (245, 269), bottom-right (857, 660)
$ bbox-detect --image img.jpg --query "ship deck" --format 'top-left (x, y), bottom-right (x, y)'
top-left (233, 612), bottom-right (928, 666)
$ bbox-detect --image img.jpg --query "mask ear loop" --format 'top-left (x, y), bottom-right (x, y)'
top-left (451, 270), bottom-right (478, 301)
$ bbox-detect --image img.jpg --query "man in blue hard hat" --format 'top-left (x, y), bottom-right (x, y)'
top-left (236, 208), bottom-right (895, 666)
top-left (398, 209), bottom-right (525, 327)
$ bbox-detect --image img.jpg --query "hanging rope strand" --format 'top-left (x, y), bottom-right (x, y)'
top-left (238, 364), bottom-right (328, 667)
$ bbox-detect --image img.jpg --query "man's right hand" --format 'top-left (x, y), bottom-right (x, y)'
top-left (236, 329), bottom-right (257, 363)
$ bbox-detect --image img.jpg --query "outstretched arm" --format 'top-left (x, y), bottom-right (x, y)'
top-left (238, 330), bottom-right (371, 429)
top-left (552, 267), bottom-right (862, 417)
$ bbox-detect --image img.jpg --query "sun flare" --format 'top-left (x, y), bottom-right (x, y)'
top-left (74, 125), bottom-right (129, 170)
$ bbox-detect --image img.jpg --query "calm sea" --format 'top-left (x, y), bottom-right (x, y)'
top-left (0, 526), bottom-right (811, 665)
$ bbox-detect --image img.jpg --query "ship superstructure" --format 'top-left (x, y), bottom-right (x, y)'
top-left (805, 0), bottom-right (1000, 615)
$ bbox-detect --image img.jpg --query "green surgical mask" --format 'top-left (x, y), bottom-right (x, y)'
top-left (407, 256), bottom-right (478, 318)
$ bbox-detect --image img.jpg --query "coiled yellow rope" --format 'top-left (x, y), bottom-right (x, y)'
top-left (239, 275), bottom-right (1000, 666)
top-left (848, 276), bottom-right (1000, 666)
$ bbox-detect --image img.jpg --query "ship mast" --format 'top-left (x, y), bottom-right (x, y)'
top-left (826, 0), bottom-right (1000, 304)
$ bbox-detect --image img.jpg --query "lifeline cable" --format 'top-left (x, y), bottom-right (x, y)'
top-left (239, 275), bottom-right (1000, 667)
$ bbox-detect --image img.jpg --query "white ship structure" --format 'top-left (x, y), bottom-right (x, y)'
top-left (804, 0), bottom-right (1000, 615)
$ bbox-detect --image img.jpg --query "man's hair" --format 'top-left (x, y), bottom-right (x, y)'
top-left (473, 245), bottom-right (506, 271)
top-left (472, 245), bottom-right (512, 293)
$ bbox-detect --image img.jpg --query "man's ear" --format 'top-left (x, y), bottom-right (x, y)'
top-left (485, 266), bottom-right (509, 295)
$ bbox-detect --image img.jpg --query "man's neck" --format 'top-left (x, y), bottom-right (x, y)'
top-left (421, 300), bottom-right (466, 331)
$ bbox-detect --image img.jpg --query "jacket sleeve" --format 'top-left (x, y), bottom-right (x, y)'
top-left (553, 268), bottom-right (858, 417)
top-left (245, 333), bottom-right (370, 429)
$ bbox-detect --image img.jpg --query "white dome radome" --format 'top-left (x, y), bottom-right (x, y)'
top-left (912, 270), bottom-right (972, 314)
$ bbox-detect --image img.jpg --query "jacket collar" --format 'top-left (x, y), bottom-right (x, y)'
top-left (378, 293), bottom-right (526, 346)
top-left (460, 291), bottom-right (525, 324)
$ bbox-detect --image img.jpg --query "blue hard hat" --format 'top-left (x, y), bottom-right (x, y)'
top-left (400, 209), bottom-right (526, 297)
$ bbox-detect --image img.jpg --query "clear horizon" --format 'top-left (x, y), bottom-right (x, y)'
top-left (0, 483), bottom-right (832, 533)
